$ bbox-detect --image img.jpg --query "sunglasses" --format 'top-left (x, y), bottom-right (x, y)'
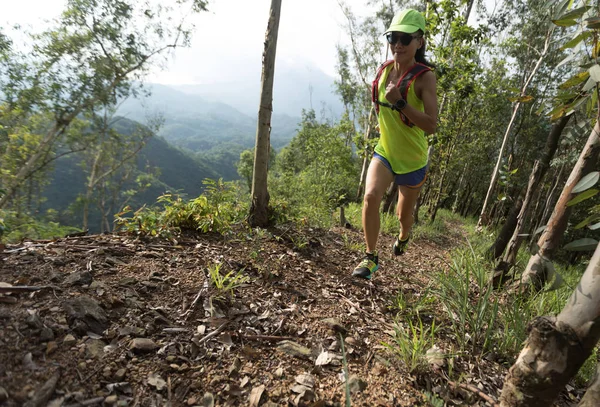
top-left (386, 32), bottom-right (420, 46)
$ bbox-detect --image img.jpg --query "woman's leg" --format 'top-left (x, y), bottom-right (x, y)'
top-left (396, 185), bottom-right (421, 240)
top-left (363, 159), bottom-right (394, 253)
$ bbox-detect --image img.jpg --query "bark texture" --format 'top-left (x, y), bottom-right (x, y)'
top-left (250, 0), bottom-right (282, 227)
top-left (521, 121), bottom-right (600, 289)
top-left (500, 243), bottom-right (600, 407)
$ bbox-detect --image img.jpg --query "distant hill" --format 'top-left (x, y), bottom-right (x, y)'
top-left (42, 118), bottom-right (218, 232)
top-left (171, 59), bottom-right (344, 119)
top-left (117, 84), bottom-right (302, 179)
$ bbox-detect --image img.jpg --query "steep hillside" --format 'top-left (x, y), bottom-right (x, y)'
top-left (42, 119), bottom-right (218, 231)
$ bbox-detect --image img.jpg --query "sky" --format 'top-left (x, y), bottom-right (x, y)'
top-left (1, 0), bottom-right (379, 85)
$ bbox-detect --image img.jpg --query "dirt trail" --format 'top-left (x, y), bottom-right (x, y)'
top-left (0, 224), bottom-right (513, 406)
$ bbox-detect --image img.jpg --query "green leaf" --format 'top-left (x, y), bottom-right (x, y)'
top-left (534, 225), bottom-right (547, 235)
top-left (566, 188), bottom-right (598, 206)
top-left (556, 6), bottom-right (591, 21)
top-left (572, 171), bottom-right (599, 193)
top-left (553, 18), bottom-right (578, 27)
top-left (574, 214), bottom-right (600, 229)
top-left (559, 71), bottom-right (589, 89)
top-left (563, 238), bottom-right (598, 251)
top-left (585, 17), bottom-right (600, 30)
top-left (589, 222), bottom-right (600, 230)
top-left (562, 31), bottom-right (592, 50)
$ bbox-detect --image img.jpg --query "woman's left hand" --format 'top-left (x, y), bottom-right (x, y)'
top-left (385, 83), bottom-right (402, 104)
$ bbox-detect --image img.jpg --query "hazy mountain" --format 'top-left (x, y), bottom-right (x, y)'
top-left (117, 83), bottom-right (301, 151)
top-left (171, 59), bottom-right (344, 119)
top-left (117, 84), bottom-right (303, 183)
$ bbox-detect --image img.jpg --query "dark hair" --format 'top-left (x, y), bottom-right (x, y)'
top-left (415, 30), bottom-right (435, 68)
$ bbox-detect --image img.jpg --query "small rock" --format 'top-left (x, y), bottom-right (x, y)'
top-left (40, 327), bottom-right (55, 342)
top-left (26, 310), bottom-right (43, 329)
top-left (200, 392), bottom-right (214, 407)
top-left (62, 296), bottom-right (109, 335)
top-left (63, 334), bottom-right (77, 346)
top-left (275, 367), bottom-right (284, 378)
top-left (130, 338), bottom-right (158, 353)
top-left (104, 394), bottom-right (118, 405)
top-left (0, 386), bottom-right (8, 403)
top-left (65, 271), bottom-right (93, 286)
top-left (46, 341), bottom-right (58, 355)
top-left (114, 368), bottom-right (126, 381)
top-left (348, 375), bottom-right (367, 394)
top-left (86, 339), bottom-right (107, 359)
top-left (276, 340), bottom-right (311, 359)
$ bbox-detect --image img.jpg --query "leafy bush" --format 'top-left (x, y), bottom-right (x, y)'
top-left (115, 178), bottom-right (247, 237)
top-left (0, 210), bottom-right (81, 242)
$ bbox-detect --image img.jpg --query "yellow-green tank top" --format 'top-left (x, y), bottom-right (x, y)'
top-left (374, 64), bottom-right (428, 174)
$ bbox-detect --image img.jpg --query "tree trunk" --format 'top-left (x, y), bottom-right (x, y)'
top-left (382, 182), bottom-right (398, 214)
top-left (498, 114), bottom-right (572, 270)
top-left (356, 107), bottom-right (375, 200)
top-left (487, 195), bottom-right (523, 262)
top-left (500, 243), bottom-right (600, 407)
top-left (477, 27), bottom-right (554, 228)
top-left (530, 163), bottom-right (565, 247)
top-left (521, 121), bottom-right (600, 290)
top-left (249, 0), bottom-right (282, 227)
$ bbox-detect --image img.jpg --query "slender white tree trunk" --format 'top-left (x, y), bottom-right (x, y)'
top-left (477, 27), bottom-right (554, 228)
top-left (250, 0), bottom-right (282, 227)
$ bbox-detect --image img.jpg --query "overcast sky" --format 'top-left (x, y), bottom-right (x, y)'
top-left (2, 0), bottom-right (381, 85)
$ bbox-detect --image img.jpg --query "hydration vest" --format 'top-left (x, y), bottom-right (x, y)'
top-left (371, 61), bottom-right (431, 128)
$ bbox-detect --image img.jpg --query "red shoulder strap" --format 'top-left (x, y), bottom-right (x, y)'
top-left (372, 60), bottom-right (395, 113)
top-left (395, 63), bottom-right (432, 127)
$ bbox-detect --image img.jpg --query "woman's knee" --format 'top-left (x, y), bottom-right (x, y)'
top-left (363, 190), bottom-right (383, 208)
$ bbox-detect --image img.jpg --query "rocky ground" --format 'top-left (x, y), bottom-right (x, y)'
top-left (0, 223), bottom-right (580, 406)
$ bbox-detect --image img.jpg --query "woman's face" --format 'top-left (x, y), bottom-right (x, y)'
top-left (386, 31), bottom-right (422, 63)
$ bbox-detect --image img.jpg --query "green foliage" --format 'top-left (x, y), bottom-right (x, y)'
top-left (0, 0), bottom-right (208, 211)
top-left (339, 333), bottom-right (352, 407)
top-left (270, 110), bottom-right (360, 228)
top-left (115, 179), bottom-right (247, 237)
top-left (384, 316), bottom-right (437, 374)
top-left (432, 244), bottom-right (499, 353)
top-left (207, 262), bottom-right (249, 299)
top-left (0, 210), bottom-right (80, 242)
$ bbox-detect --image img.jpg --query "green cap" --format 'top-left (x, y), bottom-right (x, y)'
top-left (385, 9), bottom-right (426, 34)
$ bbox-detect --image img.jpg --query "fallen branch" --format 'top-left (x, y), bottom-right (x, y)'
top-left (23, 369), bottom-right (61, 407)
top-left (196, 321), bottom-right (229, 345)
top-left (0, 286), bottom-right (44, 293)
top-left (448, 380), bottom-right (499, 407)
top-left (232, 333), bottom-right (296, 341)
